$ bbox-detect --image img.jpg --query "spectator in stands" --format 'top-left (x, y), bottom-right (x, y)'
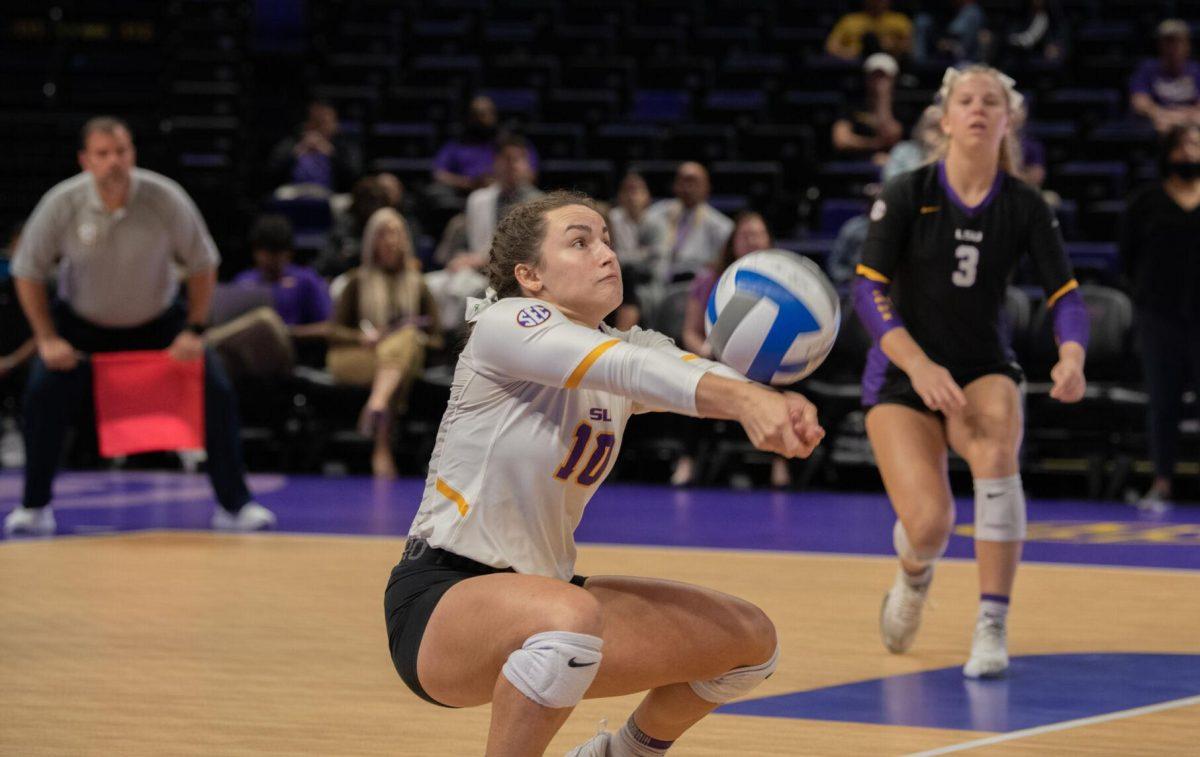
top-left (321, 175), bottom-right (390, 277)
top-left (426, 135), bottom-right (543, 331)
top-left (678, 211), bottom-right (792, 488)
top-left (266, 99), bottom-right (362, 194)
top-left (1120, 125), bottom-right (1200, 511)
top-left (5, 116), bottom-right (275, 536)
top-left (643, 162), bottom-right (735, 283)
top-left (207, 215), bottom-right (332, 382)
top-left (235, 215), bottom-right (332, 332)
top-left (431, 95), bottom-right (501, 199)
top-left (376, 171), bottom-right (423, 256)
top-left (882, 104), bottom-right (941, 183)
top-left (607, 171), bottom-right (667, 281)
top-left (1014, 99), bottom-right (1048, 191)
top-left (914, 0), bottom-right (987, 64)
top-left (825, 0), bottom-right (914, 62)
top-left (832, 53), bottom-right (904, 165)
top-left (1001, 0), bottom-right (1065, 66)
top-left (1130, 20), bottom-right (1200, 135)
top-left (328, 208), bottom-right (440, 478)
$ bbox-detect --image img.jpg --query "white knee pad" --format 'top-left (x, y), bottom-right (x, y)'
top-left (893, 520), bottom-right (948, 567)
top-left (501, 631), bottom-right (603, 709)
top-left (689, 643), bottom-right (780, 704)
top-left (973, 474), bottom-right (1026, 541)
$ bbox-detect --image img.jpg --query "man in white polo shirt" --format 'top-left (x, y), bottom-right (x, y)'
top-left (4, 116), bottom-right (275, 536)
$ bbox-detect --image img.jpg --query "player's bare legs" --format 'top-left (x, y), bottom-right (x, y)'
top-left (866, 404), bottom-right (955, 653)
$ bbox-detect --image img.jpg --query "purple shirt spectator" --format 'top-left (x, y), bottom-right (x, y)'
top-left (292, 152), bottom-right (333, 188)
top-left (432, 140), bottom-right (540, 182)
top-left (1130, 59), bottom-right (1200, 108)
top-left (234, 264), bottom-right (332, 326)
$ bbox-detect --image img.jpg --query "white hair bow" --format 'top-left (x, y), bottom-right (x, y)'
top-left (939, 66), bottom-right (1024, 113)
top-left (465, 287), bottom-right (500, 323)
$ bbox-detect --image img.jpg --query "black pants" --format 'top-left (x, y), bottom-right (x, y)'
top-left (22, 303), bottom-right (252, 512)
top-left (1137, 309), bottom-right (1200, 480)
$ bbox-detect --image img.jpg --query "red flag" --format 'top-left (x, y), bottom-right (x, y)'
top-left (91, 351), bottom-right (205, 457)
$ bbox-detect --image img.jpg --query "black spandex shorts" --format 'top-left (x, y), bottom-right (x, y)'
top-left (867, 361), bottom-right (1025, 416)
top-left (384, 538), bottom-right (588, 707)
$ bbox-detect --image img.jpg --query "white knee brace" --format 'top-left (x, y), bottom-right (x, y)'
top-left (973, 474), bottom-right (1027, 541)
top-left (689, 643), bottom-right (780, 704)
top-left (501, 631), bottom-right (603, 709)
top-left (893, 520), bottom-right (948, 567)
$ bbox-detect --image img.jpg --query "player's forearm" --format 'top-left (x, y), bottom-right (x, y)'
top-left (1057, 340), bottom-right (1085, 365)
top-left (14, 277), bottom-right (58, 342)
top-left (695, 373), bottom-right (760, 421)
top-left (880, 327), bottom-right (936, 376)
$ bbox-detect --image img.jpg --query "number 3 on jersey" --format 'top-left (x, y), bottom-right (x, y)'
top-left (952, 244), bottom-right (979, 287)
top-left (555, 423), bottom-right (616, 485)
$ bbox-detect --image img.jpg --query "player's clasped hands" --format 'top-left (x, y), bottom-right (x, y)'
top-left (1049, 352), bottom-right (1086, 403)
top-left (910, 358), bottom-right (967, 414)
top-left (738, 384), bottom-right (825, 459)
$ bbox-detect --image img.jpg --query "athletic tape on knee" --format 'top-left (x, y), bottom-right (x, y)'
top-left (501, 631), bottom-right (603, 709)
top-left (973, 474), bottom-right (1026, 541)
top-left (892, 520), bottom-right (947, 567)
top-left (688, 642), bottom-right (780, 704)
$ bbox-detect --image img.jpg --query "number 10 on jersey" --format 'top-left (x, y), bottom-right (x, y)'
top-left (555, 423), bottom-right (616, 485)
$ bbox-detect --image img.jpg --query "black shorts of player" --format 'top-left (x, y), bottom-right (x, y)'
top-left (384, 538), bottom-right (590, 707)
top-left (868, 361), bottom-right (1025, 417)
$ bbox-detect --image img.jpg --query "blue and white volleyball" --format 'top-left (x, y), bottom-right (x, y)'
top-left (705, 249), bottom-right (840, 385)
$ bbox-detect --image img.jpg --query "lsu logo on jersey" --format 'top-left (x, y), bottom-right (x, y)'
top-left (517, 303), bottom-right (552, 328)
top-left (588, 407), bottom-right (611, 422)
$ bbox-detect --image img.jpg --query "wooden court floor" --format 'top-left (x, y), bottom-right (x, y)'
top-left (1, 532), bottom-right (1197, 756)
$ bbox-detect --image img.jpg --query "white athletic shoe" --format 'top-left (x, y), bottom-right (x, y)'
top-left (211, 502), bottom-right (277, 532)
top-left (3, 506), bottom-right (56, 537)
top-left (564, 730), bottom-right (610, 757)
top-left (879, 568), bottom-right (932, 654)
top-left (963, 616), bottom-right (1009, 679)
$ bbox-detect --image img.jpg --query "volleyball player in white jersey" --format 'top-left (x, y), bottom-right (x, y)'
top-left (384, 191), bottom-right (824, 756)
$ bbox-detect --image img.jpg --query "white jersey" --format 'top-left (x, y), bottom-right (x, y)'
top-left (408, 297), bottom-right (739, 580)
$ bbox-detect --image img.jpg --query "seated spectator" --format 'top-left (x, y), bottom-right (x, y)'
top-left (914, 0), bottom-right (987, 64)
top-left (1131, 20), bottom-right (1200, 135)
top-left (832, 53), bottom-right (904, 165)
top-left (607, 171), bottom-right (667, 281)
top-left (882, 104), bottom-right (941, 183)
top-left (426, 135), bottom-right (543, 330)
top-left (320, 175), bottom-right (391, 277)
top-left (208, 215), bottom-right (333, 381)
top-left (677, 211), bottom-right (792, 488)
top-left (327, 208), bottom-right (441, 478)
top-left (643, 162), bottom-right (734, 283)
top-left (376, 171), bottom-right (423, 255)
top-left (1002, 0), bottom-right (1065, 66)
top-left (825, 0), bottom-right (914, 62)
top-left (266, 99), bottom-right (362, 194)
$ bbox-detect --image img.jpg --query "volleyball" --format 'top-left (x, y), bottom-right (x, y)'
top-left (704, 249), bottom-right (840, 385)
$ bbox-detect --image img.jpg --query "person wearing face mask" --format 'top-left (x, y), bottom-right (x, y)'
top-left (854, 66), bottom-right (1088, 679)
top-left (1119, 125), bottom-right (1200, 511)
top-left (266, 100), bottom-right (362, 194)
top-left (327, 208), bottom-right (441, 478)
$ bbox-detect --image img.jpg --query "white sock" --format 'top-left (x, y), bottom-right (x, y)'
top-left (610, 716), bottom-right (673, 756)
top-left (978, 595), bottom-right (1010, 624)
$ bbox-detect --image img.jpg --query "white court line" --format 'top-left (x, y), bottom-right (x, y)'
top-left (907, 694), bottom-right (1200, 756)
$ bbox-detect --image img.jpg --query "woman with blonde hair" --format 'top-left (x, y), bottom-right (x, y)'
top-left (854, 65), bottom-right (1088, 678)
top-left (328, 207), bottom-right (440, 477)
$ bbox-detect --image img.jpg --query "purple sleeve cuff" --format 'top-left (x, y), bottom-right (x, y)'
top-left (1051, 288), bottom-right (1089, 350)
top-left (853, 275), bottom-right (903, 343)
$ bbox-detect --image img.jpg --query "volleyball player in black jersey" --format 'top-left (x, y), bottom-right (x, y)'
top-left (853, 66), bottom-right (1090, 678)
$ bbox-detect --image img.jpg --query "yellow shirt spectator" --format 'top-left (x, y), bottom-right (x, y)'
top-left (826, 4), bottom-right (914, 60)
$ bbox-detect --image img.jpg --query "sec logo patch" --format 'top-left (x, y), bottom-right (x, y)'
top-left (516, 304), bottom-right (552, 328)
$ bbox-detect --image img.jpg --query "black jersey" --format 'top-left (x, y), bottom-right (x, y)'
top-left (859, 161), bottom-right (1076, 370)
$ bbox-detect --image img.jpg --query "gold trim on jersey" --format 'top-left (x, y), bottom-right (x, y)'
top-left (1046, 278), bottom-right (1079, 309)
top-left (436, 477), bottom-right (470, 517)
top-left (681, 353), bottom-right (699, 361)
top-left (565, 339), bottom-right (620, 389)
top-left (920, 205), bottom-right (941, 214)
top-left (855, 264), bottom-right (890, 284)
